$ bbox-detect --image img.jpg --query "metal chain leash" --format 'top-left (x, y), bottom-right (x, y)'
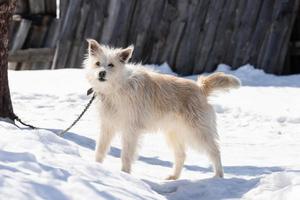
top-left (59, 93), bottom-right (95, 136)
top-left (13, 88), bottom-right (96, 137)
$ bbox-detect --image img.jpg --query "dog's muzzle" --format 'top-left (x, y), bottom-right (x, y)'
top-left (98, 71), bottom-right (106, 82)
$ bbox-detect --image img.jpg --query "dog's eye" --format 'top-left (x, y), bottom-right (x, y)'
top-left (95, 61), bottom-right (100, 66)
top-left (108, 63), bottom-right (114, 67)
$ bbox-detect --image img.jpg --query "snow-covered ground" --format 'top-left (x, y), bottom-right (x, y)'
top-left (1, 64), bottom-right (299, 200)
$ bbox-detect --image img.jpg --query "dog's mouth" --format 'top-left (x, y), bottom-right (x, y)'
top-left (98, 77), bottom-right (106, 82)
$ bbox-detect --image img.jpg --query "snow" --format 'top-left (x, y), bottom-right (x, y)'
top-left (1, 63), bottom-right (300, 200)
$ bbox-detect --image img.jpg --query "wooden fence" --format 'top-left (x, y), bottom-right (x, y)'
top-left (8, 0), bottom-right (57, 70)
top-left (289, 9), bottom-right (300, 74)
top-left (8, 0), bottom-right (300, 75)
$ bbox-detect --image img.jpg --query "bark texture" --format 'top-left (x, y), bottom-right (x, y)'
top-left (0, 0), bottom-right (16, 119)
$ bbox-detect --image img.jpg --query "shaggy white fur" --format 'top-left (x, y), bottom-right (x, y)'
top-left (84, 39), bottom-right (240, 180)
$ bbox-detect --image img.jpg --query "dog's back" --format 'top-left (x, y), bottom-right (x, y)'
top-left (116, 68), bottom-right (240, 130)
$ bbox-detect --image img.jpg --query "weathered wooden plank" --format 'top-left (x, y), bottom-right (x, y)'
top-left (245, 0), bottom-right (275, 67)
top-left (278, 0), bottom-right (300, 75)
top-left (141, 0), bottom-right (166, 64)
top-left (19, 62), bottom-right (33, 70)
top-left (290, 47), bottom-right (300, 55)
top-left (261, 0), bottom-right (300, 74)
top-left (224, 0), bottom-right (247, 65)
top-left (28, 16), bottom-right (51, 70)
top-left (36, 17), bottom-right (60, 69)
top-left (28, 0), bottom-right (45, 14)
top-left (195, 0), bottom-right (226, 73)
top-left (293, 41), bottom-right (300, 47)
top-left (8, 48), bottom-right (54, 62)
top-left (59, 0), bottom-right (69, 19)
top-left (24, 16), bottom-right (51, 48)
top-left (162, 21), bottom-right (186, 70)
top-left (205, 0), bottom-right (239, 72)
top-left (15, 0), bottom-right (28, 14)
top-left (52, 0), bottom-right (82, 69)
top-left (83, 1), bottom-right (107, 41)
top-left (104, 0), bottom-right (138, 47)
top-left (67, 1), bottom-right (90, 69)
top-left (51, 40), bottom-right (72, 69)
top-left (44, 18), bottom-right (60, 48)
top-left (101, 0), bottom-right (121, 45)
top-left (232, 0), bottom-right (263, 68)
top-left (8, 62), bottom-right (18, 70)
top-left (291, 14), bottom-right (300, 41)
top-left (8, 18), bottom-right (20, 50)
top-left (132, 0), bottom-right (164, 62)
top-left (11, 18), bottom-right (31, 51)
top-left (153, 1), bottom-right (178, 64)
top-left (159, 1), bottom-right (188, 69)
top-left (45, 0), bottom-right (56, 15)
top-left (191, 0), bottom-right (211, 74)
top-left (122, 0), bottom-right (161, 62)
top-left (173, 0), bottom-right (202, 75)
top-left (76, 1), bottom-right (107, 68)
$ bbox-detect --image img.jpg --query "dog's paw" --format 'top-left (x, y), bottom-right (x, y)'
top-left (95, 156), bottom-right (104, 163)
top-left (213, 170), bottom-right (224, 178)
top-left (165, 175), bottom-right (178, 180)
top-left (121, 166), bottom-right (131, 173)
top-left (213, 173), bottom-right (224, 178)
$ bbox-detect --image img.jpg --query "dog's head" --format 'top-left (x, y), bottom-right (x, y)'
top-left (84, 39), bottom-right (134, 93)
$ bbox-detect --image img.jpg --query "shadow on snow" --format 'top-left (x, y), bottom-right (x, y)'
top-left (57, 130), bottom-right (289, 177)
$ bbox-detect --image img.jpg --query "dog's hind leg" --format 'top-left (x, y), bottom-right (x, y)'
top-left (95, 124), bottom-right (115, 163)
top-left (164, 131), bottom-right (186, 180)
top-left (205, 139), bottom-right (224, 178)
top-left (121, 130), bottom-right (140, 173)
top-left (193, 127), bottom-right (224, 178)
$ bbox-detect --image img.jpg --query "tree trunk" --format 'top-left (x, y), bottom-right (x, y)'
top-left (0, 0), bottom-right (16, 120)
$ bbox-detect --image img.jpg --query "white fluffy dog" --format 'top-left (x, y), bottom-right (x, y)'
top-left (84, 39), bottom-right (240, 180)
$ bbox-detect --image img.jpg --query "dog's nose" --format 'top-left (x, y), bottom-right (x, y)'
top-left (99, 71), bottom-right (106, 78)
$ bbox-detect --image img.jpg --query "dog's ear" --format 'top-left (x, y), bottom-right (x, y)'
top-left (86, 39), bottom-right (102, 56)
top-left (118, 45), bottom-right (134, 63)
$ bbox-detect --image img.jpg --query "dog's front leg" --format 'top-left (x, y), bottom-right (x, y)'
top-left (95, 124), bottom-right (115, 163)
top-left (121, 131), bottom-right (139, 173)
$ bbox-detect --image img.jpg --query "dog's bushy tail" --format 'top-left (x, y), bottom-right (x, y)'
top-left (197, 72), bottom-right (241, 96)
